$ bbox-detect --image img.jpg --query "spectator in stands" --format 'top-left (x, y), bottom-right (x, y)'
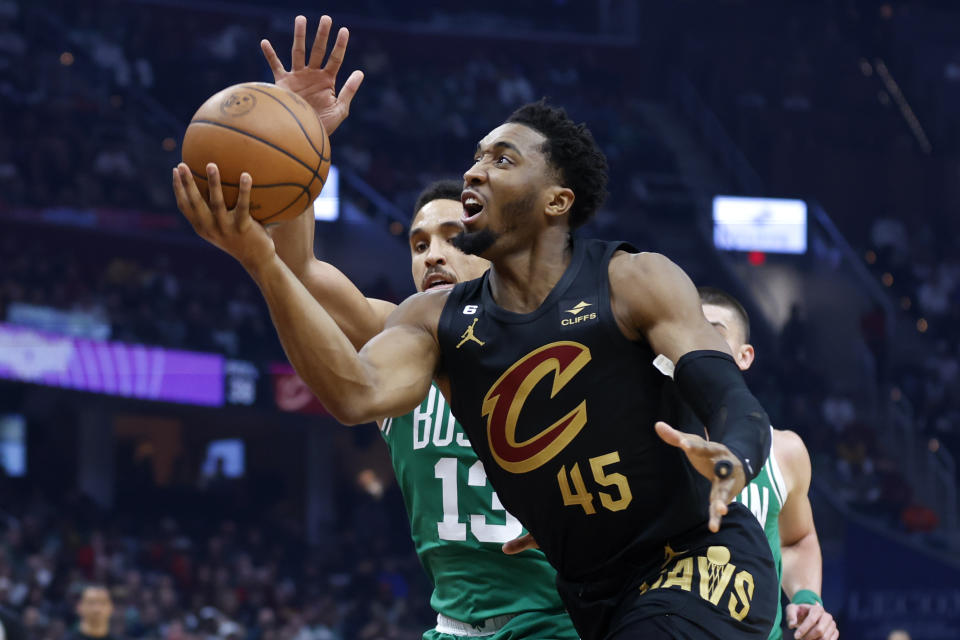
top-left (67, 586), bottom-right (116, 640)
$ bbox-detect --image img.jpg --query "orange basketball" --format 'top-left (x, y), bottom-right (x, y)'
top-left (181, 82), bottom-right (331, 223)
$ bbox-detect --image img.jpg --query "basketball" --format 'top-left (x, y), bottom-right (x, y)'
top-left (181, 82), bottom-right (331, 223)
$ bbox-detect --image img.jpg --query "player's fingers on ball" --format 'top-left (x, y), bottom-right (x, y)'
top-left (325, 27), bottom-right (349, 75)
top-left (206, 163), bottom-right (226, 209)
top-left (206, 165), bottom-right (233, 235)
top-left (234, 173), bottom-right (253, 229)
top-left (260, 39), bottom-right (285, 77)
top-left (181, 164), bottom-right (210, 215)
top-left (291, 15), bottom-right (308, 69)
top-left (310, 15), bottom-right (333, 69)
top-left (172, 168), bottom-right (197, 225)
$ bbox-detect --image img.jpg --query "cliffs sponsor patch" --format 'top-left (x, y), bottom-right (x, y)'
top-left (560, 297), bottom-right (599, 328)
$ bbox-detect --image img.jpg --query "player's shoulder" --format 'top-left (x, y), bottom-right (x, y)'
top-left (609, 251), bottom-right (689, 292)
top-left (385, 288), bottom-right (451, 331)
top-left (771, 429), bottom-right (812, 489)
top-left (772, 428), bottom-right (809, 459)
top-left (610, 249), bottom-right (674, 272)
top-left (609, 250), bottom-right (697, 327)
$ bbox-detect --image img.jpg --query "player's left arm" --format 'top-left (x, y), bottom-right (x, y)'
top-left (609, 251), bottom-right (770, 531)
top-left (777, 430), bottom-right (839, 640)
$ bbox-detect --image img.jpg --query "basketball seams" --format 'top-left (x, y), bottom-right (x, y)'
top-left (188, 120), bottom-right (327, 188)
top-left (212, 87), bottom-right (327, 223)
top-left (246, 86), bottom-right (329, 164)
top-left (183, 82), bottom-right (332, 223)
top-left (190, 170), bottom-right (312, 191)
top-left (191, 170), bottom-right (310, 221)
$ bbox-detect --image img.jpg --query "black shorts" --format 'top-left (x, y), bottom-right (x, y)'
top-left (556, 503), bottom-right (778, 640)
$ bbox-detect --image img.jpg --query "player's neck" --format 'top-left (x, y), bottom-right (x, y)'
top-left (488, 229), bottom-right (573, 314)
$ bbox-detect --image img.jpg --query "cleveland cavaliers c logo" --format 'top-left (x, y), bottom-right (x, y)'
top-left (482, 342), bottom-right (591, 474)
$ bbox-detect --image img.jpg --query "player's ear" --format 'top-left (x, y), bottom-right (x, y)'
top-left (544, 186), bottom-right (574, 219)
top-left (736, 343), bottom-right (755, 371)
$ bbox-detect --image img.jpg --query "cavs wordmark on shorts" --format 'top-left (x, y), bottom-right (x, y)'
top-left (639, 544), bottom-right (755, 622)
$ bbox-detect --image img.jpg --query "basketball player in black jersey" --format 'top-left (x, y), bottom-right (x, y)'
top-left (174, 101), bottom-right (777, 639)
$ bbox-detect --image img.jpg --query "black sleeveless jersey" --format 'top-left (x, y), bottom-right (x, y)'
top-left (438, 238), bottom-right (711, 581)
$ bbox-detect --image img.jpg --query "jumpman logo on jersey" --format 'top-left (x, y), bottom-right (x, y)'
top-left (457, 318), bottom-right (485, 349)
top-left (661, 543), bottom-right (689, 569)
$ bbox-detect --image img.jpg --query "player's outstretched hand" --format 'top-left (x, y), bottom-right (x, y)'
top-left (502, 533), bottom-right (539, 555)
top-left (261, 15), bottom-right (364, 136)
top-left (655, 421), bottom-right (746, 533)
top-left (173, 163), bottom-right (276, 272)
top-left (786, 603), bottom-right (839, 640)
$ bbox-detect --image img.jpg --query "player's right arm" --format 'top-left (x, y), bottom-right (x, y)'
top-left (270, 208), bottom-right (396, 349)
top-left (609, 251), bottom-right (771, 531)
top-left (174, 163), bottom-right (438, 425)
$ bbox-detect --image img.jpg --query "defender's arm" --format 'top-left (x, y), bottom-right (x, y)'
top-left (777, 430), bottom-right (838, 640)
top-left (271, 208), bottom-right (396, 349)
top-left (252, 253), bottom-right (440, 424)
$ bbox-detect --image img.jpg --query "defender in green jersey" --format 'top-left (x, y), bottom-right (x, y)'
top-left (382, 382), bottom-right (576, 639)
top-left (700, 288), bottom-right (839, 640)
top-left (250, 19), bottom-right (578, 637)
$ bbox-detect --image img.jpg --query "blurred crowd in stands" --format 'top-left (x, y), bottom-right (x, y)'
top-left (0, 0), bottom-right (676, 230)
top-left (0, 481), bottom-right (431, 640)
top-left (0, 226), bottom-right (285, 362)
top-left (0, 1), bottom-right (958, 635)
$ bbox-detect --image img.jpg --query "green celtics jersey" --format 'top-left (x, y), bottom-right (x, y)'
top-left (380, 383), bottom-right (571, 627)
top-left (734, 428), bottom-right (788, 640)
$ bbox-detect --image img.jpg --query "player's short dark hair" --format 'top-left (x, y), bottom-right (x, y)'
top-left (698, 286), bottom-right (751, 343)
top-left (506, 100), bottom-right (608, 229)
top-left (413, 179), bottom-right (462, 222)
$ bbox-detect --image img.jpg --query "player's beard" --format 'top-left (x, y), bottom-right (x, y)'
top-left (452, 190), bottom-right (537, 256)
top-left (452, 228), bottom-right (499, 256)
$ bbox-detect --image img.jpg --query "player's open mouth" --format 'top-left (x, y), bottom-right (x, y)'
top-left (423, 273), bottom-right (456, 290)
top-left (461, 190), bottom-right (485, 224)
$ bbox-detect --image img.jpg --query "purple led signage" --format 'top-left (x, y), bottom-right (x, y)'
top-left (0, 323), bottom-right (225, 406)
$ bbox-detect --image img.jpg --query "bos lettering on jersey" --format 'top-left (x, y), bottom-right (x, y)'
top-left (412, 385), bottom-right (471, 450)
top-left (481, 341), bottom-right (591, 474)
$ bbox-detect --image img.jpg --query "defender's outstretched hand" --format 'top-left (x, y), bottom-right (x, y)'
top-left (261, 15), bottom-right (364, 136)
top-left (173, 163), bottom-right (276, 272)
top-left (655, 421), bottom-right (746, 532)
